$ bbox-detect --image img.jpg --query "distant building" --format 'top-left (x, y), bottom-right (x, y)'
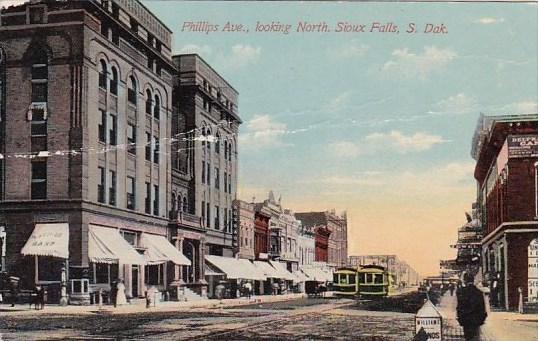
top-left (297, 223), bottom-right (315, 267)
top-left (233, 199), bottom-right (255, 260)
top-left (295, 210), bottom-right (348, 267)
top-left (348, 255), bottom-right (420, 286)
top-left (471, 113), bottom-right (538, 310)
top-left (253, 207), bottom-right (271, 260)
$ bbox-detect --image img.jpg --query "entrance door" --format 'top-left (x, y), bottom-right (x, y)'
top-left (132, 265), bottom-right (139, 297)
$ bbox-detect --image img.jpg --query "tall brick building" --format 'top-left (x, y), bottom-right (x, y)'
top-left (295, 210), bottom-right (348, 267)
top-left (471, 114), bottom-right (538, 310)
top-left (0, 0), bottom-right (200, 303)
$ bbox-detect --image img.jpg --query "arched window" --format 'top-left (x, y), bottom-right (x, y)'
top-left (153, 94), bottom-right (160, 120)
top-left (215, 133), bottom-right (220, 154)
top-left (128, 76), bottom-right (137, 104)
top-left (99, 60), bottom-right (107, 90)
top-left (110, 66), bottom-right (118, 95)
top-left (182, 196), bottom-right (188, 212)
top-left (201, 128), bottom-right (206, 148)
top-left (224, 140), bottom-right (228, 159)
top-left (145, 89), bottom-right (152, 115)
top-left (228, 141), bottom-right (232, 161)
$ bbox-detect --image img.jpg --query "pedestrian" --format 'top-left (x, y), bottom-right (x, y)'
top-left (37, 286), bottom-right (45, 310)
top-left (116, 279), bottom-right (127, 305)
top-left (449, 282), bottom-right (455, 296)
top-left (456, 272), bottom-right (487, 341)
top-left (111, 279), bottom-right (118, 307)
top-left (9, 280), bottom-right (18, 307)
top-left (245, 281), bottom-right (252, 299)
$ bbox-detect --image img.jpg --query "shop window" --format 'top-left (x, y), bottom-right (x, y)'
top-left (110, 67), bottom-right (118, 95)
top-left (145, 182), bottom-right (151, 214)
top-left (98, 110), bottom-right (106, 143)
top-left (37, 256), bottom-right (62, 282)
top-left (108, 113), bottom-right (117, 145)
top-left (145, 264), bottom-right (164, 285)
top-left (153, 185), bottom-right (159, 215)
top-left (127, 123), bottom-right (136, 154)
top-left (126, 176), bottom-right (135, 210)
top-left (94, 263), bottom-right (110, 284)
top-left (31, 160), bottom-right (47, 199)
top-left (97, 166), bottom-right (105, 203)
top-left (108, 170), bottom-right (116, 206)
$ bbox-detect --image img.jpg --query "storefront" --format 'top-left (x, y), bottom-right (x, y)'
top-left (205, 255), bottom-right (265, 298)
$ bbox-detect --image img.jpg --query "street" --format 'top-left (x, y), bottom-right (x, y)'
top-left (0, 297), bottom-right (416, 341)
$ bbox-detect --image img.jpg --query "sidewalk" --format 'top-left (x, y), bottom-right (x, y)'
top-left (436, 291), bottom-right (538, 341)
top-left (0, 292), bottom-right (311, 316)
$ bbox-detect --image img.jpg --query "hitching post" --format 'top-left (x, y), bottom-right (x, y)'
top-left (415, 299), bottom-right (443, 341)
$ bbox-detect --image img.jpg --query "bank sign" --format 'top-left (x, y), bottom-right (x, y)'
top-left (508, 135), bottom-right (538, 158)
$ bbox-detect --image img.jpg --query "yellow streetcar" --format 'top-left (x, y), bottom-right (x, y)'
top-left (333, 265), bottom-right (390, 298)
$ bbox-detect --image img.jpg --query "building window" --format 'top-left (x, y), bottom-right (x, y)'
top-left (128, 76), bottom-right (137, 104)
top-left (145, 90), bottom-right (152, 115)
top-left (224, 209), bottom-right (227, 233)
top-left (215, 205), bottom-right (220, 230)
top-left (224, 141), bottom-right (228, 160)
top-left (206, 163), bottom-right (211, 185)
top-left (108, 170), bottom-right (116, 206)
top-left (229, 209), bottom-right (232, 231)
top-left (31, 108), bottom-right (47, 153)
top-left (29, 6), bottom-right (45, 24)
top-left (31, 160), bottom-right (47, 199)
top-left (228, 174), bottom-right (232, 194)
top-left (127, 123), bottom-right (136, 154)
top-left (228, 143), bottom-right (232, 161)
top-left (99, 60), bottom-right (107, 90)
top-left (126, 176), bottom-right (135, 210)
top-left (153, 185), bottom-right (159, 215)
top-left (97, 166), bottom-right (105, 203)
top-left (206, 203), bottom-right (210, 228)
top-left (145, 133), bottom-right (151, 161)
top-left (182, 197), bottom-right (188, 212)
top-left (206, 129), bottom-right (211, 152)
top-left (201, 161), bottom-right (206, 184)
top-left (215, 167), bottom-right (219, 189)
top-left (153, 95), bottom-right (160, 120)
top-left (145, 182), bottom-right (151, 214)
top-left (98, 110), bottom-right (106, 143)
top-left (108, 113), bottom-right (117, 146)
top-left (215, 133), bottom-right (220, 154)
top-left (130, 17), bottom-right (138, 33)
top-left (110, 67), bottom-right (118, 95)
top-left (31, 60), bottom-right (48, 103)
top-left (224, 172), bottom-right (227, 193)
top-left (201, 200), bottom-right (206, 224)
top-left (31, 82), bottom-right (47, 103)
top-left (153, 136), bottom-right (159, 164)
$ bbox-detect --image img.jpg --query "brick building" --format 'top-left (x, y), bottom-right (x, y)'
top-left (172, 54), bottom-right (240, 258)
top-left (0, 0), bottom-right (200, 304)
top-left (233, 199), bottom-right (255, 260)
top-left (295, 210), bottom-right (348, 267)
top-left (253, 206), bottom-right (270, 260)
top-left (471, 114), bottom-right (538, 310)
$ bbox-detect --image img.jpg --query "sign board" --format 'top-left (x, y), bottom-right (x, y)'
top-left (450, 243), bottom-right (481, 250)
top-left (529, 239), bottom-right (538, 303)
top-left (508, 135), bottom-right (538, 158)
top-left (415, 300), bottom-right (442, 341)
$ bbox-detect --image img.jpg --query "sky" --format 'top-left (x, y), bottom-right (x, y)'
top-left (4, 0), bottom-right (536, 276)
top-left (145, 1), bottom-right (538, 277)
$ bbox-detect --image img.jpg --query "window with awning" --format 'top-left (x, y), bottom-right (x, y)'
top-left (139, 233), bottom-right (191, 266)
top-left (88, 225), bottom-right (145, 264)
top-left (21, 223), bottom-right (69, 259)
top-left (205, 255), bottom-right (265, 281)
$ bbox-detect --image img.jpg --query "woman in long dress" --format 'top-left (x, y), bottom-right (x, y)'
top-left (115, 279), bottom-right (127, 305)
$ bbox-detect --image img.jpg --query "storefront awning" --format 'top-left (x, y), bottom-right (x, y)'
top-left (253, 261), bottom-right (282, 278)
top-left (301, 266), bottom-right (332, 282)
top-left (88, 225), bottom-right (146, 265)
top-left (139, 233), bottom-right (191, 266)
top-left (21, 223), bottom-right (69, 259)
top-left (269, 261), bottom-right (295, 281)
top-left (292, 270), bottom-right (309, 282)
top-left (205, 255), bottom-right (265, 281)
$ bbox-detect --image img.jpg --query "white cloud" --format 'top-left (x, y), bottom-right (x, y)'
top-left (327, 141), bottom-right (362, 158)
top-left (433, 93), bottom-right (477, 115)
top-left (176, 44), bottom-right (212, 57)
top-left (240, 114), bottom-right (290, 150)
top-left (382, 46), bottom-right (458, 78)
top-left (475, 17), bottom-right (505, 25)
top-left (365, 130), bottom-right (449, 153)
top-left (218, 44), bottom-right (261, 71)
top-left (330, 41), bottom-right (370, 58)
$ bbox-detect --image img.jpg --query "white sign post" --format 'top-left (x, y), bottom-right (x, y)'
top-left (528, 239), bottom-right (538, 303)
top-left (415, 300), bottom-right (443, 341)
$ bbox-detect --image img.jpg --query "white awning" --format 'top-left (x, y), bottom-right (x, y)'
top-left (88, 225), bottom-right (146, 265)
top-left (269, 261), bottom-right (295, 281)
top-left (253, 261), bottom-right (282, 278)
top-left (301, 266), bottom-right (332, 282)
top-left (21, 223), bottom-right (69, 259)
top-left (205, 255), bottom-right (265, 281)
top-left (293, 270), bottom-right (309, 282)
top-left (139, 233), bottom-right (191, 266)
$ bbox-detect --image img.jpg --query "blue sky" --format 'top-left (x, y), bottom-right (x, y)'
top-left (142, 1), bottom-right (538, 275)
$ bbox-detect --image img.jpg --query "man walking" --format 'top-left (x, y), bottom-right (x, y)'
top-left (457, 272), bottom-right (487, 341)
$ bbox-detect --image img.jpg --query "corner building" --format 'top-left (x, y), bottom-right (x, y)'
top-left (172, 54), bottom-right (241, 258)
top-left (0, 0), bottom-right (189, 304)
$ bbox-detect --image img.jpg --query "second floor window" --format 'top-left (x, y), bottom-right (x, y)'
top-left (110, 67), bottom-right (118, 95)
top-left (145, 90), bottom-right (152, 115)
top-left (108, 170), bottom-right (116, 206)
top-left (31, 160), bottom-right (47, 200)
top-left (97, 166), bottom-right (105, 203)
top-left (145, 182), bottom-right (151, 214)
top-left (153, 185), bottom-right (159, 215)
top-left (99, 60), bottom-right (107, 90)
top-left (127, 176), bottom-right (135, 210)
top-left (214, 205), bottom-right (220, 230)
top-left (153, 95), bottom-right (160, 120)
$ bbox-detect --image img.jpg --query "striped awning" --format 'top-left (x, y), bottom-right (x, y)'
top-left (269, 261), bottom-right (295, 281)
top-left (21, 223), bottom-right (69, 259)
top-left (88, 225), bottom-right (146, 265)
top-left (139, 233), bottom-right (191, 266)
